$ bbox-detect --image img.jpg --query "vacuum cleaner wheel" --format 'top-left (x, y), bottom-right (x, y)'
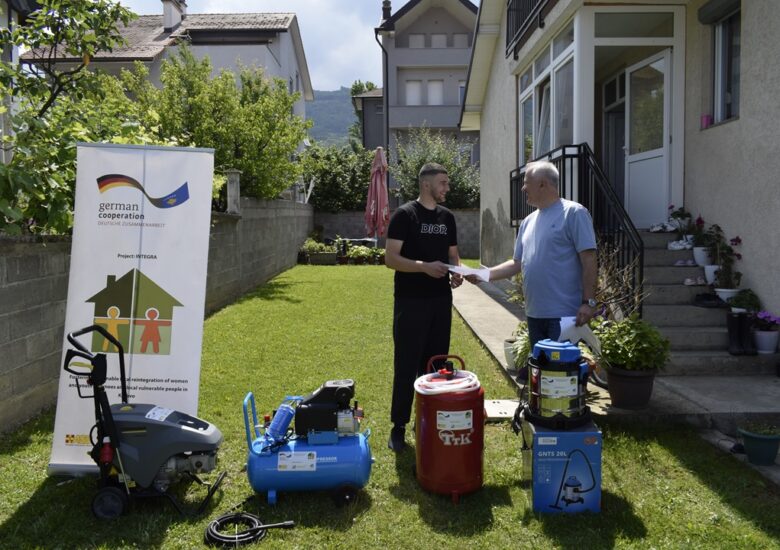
top-left (92, 486), bottom-right (128, 519)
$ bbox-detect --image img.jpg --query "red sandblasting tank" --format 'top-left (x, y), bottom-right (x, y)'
top-left (414, 355), bottom-right (484, 503)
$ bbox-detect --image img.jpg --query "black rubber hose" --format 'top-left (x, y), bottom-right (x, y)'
top-left (204, 512), bottom-right (294, 546)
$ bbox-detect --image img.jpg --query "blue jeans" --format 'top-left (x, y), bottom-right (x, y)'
top-left (518, 317), bottom-right (561, 384)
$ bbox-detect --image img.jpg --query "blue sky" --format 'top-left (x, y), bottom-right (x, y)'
top-left (119, 1), bottom-right (479, 91)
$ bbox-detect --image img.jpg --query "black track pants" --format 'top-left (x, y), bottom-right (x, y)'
top-left (390, 294), bottom-right (452, 426)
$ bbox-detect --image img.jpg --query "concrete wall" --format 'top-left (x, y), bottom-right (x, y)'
top-left (684, 0), bottom-right (780, 313)
top-left (0, 199), bottom-right (312, 433)
top-left (314, 209), bottom-right (480, 259)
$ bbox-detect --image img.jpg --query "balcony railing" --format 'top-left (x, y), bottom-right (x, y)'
top-left (506, 0), bottom-right (551, 58)
top-left (510, 144), bottom-right (645, 316)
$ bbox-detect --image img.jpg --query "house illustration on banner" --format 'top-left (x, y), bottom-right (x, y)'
top-left (86, 269), bottom-right (182, 355)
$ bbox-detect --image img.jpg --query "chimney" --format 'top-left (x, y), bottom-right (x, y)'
top-left (162, 0), bottom-right (186, 32)
top-left (382, 1), bottom-right (392, 23)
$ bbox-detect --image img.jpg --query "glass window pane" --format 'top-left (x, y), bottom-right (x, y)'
top-left (428, 80), bottom-right (444, 105)
top-left (619, 73), bottom-right (626, 100)
top-left (453, 33), bottom-right (469, 48)
top-left (555, 59), bottom-right (574, 147)
top-left (519, 67), bottom-right (533, 93)
top-left (595, 12), bottom-right (674, 37)
top-left (534, 49), bottom-right (550, 77)
top-left (408, 34), bottom-right (425, 48)
top-left (431, 34), bottom-right (447, 48)
top-left (553, 22), bottom-right (574, 58)
top-left (406, 80), bottom-right (422, 105)
top-left (522, 98), bottom-right (533, 164)
top-left (723, 12), bottom-right (740, 119)
top-left (629, 59), bottom-right (664, 154)
top-left (537, 82), bottom-right (551, 155)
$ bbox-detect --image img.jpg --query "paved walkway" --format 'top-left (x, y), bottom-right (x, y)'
top-left (452, 278), bottom-right (780, 485)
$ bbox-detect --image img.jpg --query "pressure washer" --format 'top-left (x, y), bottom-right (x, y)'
top-left (243, 379), bottom-right (373, 505)
top-left (63, 325), bottom-right (225, 519)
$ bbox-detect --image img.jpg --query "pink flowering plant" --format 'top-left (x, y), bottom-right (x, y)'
top-left (753, 311), bottom-right (780, 332)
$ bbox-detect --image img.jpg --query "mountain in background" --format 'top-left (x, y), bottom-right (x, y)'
top-left (305, 87), bottom-right (356, 146)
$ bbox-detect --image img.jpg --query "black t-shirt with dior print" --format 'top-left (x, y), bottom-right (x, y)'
top-left (387, 200), bottom-right (458, 299)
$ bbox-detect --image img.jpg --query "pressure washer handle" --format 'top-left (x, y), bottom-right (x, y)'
top-left (66, 325), bottom-right (128, 404)
top-left (260, 521), bottom-right (296, 530)
top-left (243, 392), bottom-right (259, 452)
top-left (425, 354), bottom-right (465, 373)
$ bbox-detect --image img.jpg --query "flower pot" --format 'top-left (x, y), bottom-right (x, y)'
top-left (714, 288), bottom-right (739, 302)
top-left (308, 252), bottom-right (338, 265)
top-left (753, 330), bottom-right (779, 355)
top-left (692, 247), bottom-right (712, 267)
top-left (737, 428), bottom-right (780, 466)
top-left (504, 338), bottom-right (517, 369)
top-left (605, 366), bottom-right (656, 409)
top-left (704, 265), bottom-right (720, 285)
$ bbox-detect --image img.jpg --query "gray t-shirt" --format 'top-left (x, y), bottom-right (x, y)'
top-left (513, 198), bottom-right (597, 318)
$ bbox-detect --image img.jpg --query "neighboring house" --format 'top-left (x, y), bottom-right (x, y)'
top-left (375, 0), bottom-right (480, 166)
top-left (351, 87), bottom-right (385, 151)
top-left (1, 0), bottom-right (41, 163)
top-left (19, 0), bottom-right (314, 121)
top-left (461, 0), bottom-right (779, 314)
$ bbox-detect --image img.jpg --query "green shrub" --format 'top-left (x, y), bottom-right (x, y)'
top-left (300, 238), bottom-right (335, 254)
top-left (592, 314), bottom-right (670, 371)
top-left (301, 143), bottom-right (374, 212)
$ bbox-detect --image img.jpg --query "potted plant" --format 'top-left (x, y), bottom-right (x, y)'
top-left (592, 314), bottom-right (671, 409)
top-left (727, 289), bottom-right (761, 314)
top-left (346, 245), bottom-right (372, 265)
top-left (668, 205), bottom-right (693, 240)
top-left (707, 225), bottom-right (743, 300)
top-left (690, 215), bottom-right (713, 266)
top-left (752, 310), bottom-right (780, 354)
top-left (300, 238), bottom-right (338, 265)
top-left (737, 421), bottom-right (780, 466)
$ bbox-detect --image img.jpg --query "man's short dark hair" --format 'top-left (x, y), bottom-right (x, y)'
top-left (418, 162), bottom-right (448, 182)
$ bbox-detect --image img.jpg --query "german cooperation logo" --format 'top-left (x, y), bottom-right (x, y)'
top-left (96, 174), bottom-right (190, 222)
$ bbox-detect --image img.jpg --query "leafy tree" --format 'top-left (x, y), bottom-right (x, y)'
top-left (124, 46), bottom-right (311, 198)
top-left (391, 127), bottom-right (479, 209)
top-left (348, 79), bottom-right (377, 146)
top-left (0, 0), bottom-right (137, 234)
top-left (301, 143), bottom-right (374, 212)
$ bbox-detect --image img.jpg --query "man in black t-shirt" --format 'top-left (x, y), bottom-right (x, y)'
top-left (384, 162), bottom-right (463, 452)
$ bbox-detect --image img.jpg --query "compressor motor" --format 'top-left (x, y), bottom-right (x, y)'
top-left (243, 379), bottom-right (373, 505)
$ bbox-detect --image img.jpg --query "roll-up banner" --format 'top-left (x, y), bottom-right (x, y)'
top-left (49, 143), bottom-right (214, 475)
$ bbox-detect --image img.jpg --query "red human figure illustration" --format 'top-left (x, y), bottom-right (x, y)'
top-left (134, 308), bottom-right (172, 353)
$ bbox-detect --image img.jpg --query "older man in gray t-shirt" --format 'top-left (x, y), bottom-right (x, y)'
top-left (468, 161), bottom-right (597, 367)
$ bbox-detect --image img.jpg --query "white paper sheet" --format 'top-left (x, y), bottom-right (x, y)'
top-left (446, 264), bottom-right (491, 282)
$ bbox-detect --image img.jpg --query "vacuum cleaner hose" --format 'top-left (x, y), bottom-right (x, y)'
top-left (204, 512), bottom-right (294, 546)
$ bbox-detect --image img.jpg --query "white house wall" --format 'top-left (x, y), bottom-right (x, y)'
top-left (477, 7), bottom-right (519, 267)
top-left (684, 0), bottom-right (780, 313)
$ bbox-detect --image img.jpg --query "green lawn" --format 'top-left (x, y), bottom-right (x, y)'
top-left (1, 265), bottom-right (779, 549)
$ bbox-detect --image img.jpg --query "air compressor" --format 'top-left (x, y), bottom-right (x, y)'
top-left (243, 379), bottom-right (373, 505)
top-left (414, 355), bottom-right (484, 504)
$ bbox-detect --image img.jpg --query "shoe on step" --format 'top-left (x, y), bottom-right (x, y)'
top-left (388, 425), bottom-right (406, 452)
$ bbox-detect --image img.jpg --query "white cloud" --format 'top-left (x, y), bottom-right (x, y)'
top-left (120, 0), bottom-right (384, 91)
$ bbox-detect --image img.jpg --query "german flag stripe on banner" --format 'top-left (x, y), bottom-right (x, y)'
top-left (96, 174), bottom-right (190, 208)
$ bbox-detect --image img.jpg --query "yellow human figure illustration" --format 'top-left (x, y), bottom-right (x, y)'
top-left (95, 306), bottom-right (129, 350)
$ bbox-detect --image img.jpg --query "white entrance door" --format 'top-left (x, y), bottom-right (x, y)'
top-left (624, 49), bottom-right (671, 229)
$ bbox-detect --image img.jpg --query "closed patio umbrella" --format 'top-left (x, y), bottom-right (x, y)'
top-left (365, 146), bottom-right (389, 238)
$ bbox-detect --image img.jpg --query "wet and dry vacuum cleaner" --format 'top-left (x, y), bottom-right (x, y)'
top-left (243, 379), bottom-right (373, 505)
top-left (63, 325), bottom-right (225, 519)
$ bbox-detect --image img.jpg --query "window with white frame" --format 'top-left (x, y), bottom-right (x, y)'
top-left (714, 9), bottom-right (740, 122)
top-left (431, 34), bottom-right (447, 48)
top-left (517, 21), bottom-right (576, 163)
top-left (406, 80), bottom-right (422, 105)
top-left (428, 80), bottom-right (444, 105)
top-left (408, 34), bottom-right (425, 48)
